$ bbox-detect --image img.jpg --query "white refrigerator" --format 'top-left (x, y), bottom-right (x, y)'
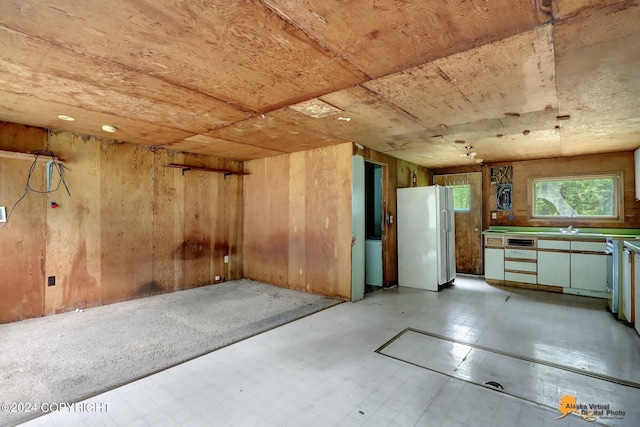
top-left (397, 185), bottom-right (456, 291)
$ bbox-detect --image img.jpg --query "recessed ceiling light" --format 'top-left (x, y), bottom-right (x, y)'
top-left (338, 117), bottom-right (351, 121)
top-left (101, 124), bottom-right (117, 133)
top-left (57, 115), bottom-right (75, 121)
top-left (289, 98), bottom-right (342, 118)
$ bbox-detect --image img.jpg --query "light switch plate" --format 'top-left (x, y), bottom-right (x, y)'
top-left (491, 212), bottom-right (497, 219)
top-left (0, 206), bottom-right (6, 222)
top-left (224, 255), bottom-right (229, 264)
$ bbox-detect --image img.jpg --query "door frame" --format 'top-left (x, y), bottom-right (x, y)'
top-left (433, 172), bottom-right (483, 275)
top-left (352, 156), bottom-right (390, 301)
top-left (364, 158), bottom-right (389, 288)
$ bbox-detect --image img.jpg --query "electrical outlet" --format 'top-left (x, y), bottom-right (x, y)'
top-left (224, 255), bottom-right (229, 264)
top-left (491, 212), bottom-right (497, 219)
top-left (48, 276), bottom-right (56, 287)
top-left (215, 276), bottom-right (221, 281)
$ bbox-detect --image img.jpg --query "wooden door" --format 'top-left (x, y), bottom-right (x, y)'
top-left (433, 173), bottom-right (483, 275)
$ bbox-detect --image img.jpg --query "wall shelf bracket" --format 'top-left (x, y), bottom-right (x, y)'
top-left (164, 163), bottom-right (248, 178)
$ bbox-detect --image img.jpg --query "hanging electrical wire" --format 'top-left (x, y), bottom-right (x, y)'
top-left (0, 150), bottom-right (70, 231)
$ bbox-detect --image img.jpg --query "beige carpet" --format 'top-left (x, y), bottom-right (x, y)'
top-left (0, 279), bottom-right (341, 426)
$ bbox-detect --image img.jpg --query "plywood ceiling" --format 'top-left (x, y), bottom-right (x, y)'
top-left (0, 0), bottom-right (638, 168)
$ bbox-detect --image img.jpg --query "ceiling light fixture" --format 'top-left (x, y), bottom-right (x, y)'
top-left (289, 98), bottom-right (342, 118)
top-left (101, 124), bottom-right (117, 133)
top-left (57, 115), bottom-right (75, 121)
top-left (338, 117), bottom-right (351, 121)
top-left (460, 146), bottom-right (477, 159)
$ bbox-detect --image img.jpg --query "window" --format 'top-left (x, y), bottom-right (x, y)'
top-left (530, 174), bottom-right (621, 219)
top-left (448, 184), bottom-right (471, 211)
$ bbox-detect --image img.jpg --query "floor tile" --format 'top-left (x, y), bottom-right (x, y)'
top-left (16, 277), bottom-right (640, 427)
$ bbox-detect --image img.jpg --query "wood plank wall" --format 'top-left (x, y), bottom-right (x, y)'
top-left (243, 143), bottom-right (353, 299)
top-left (0, 124), bottom-right (47, 323)
top-left (483, 151), bottom-right (640, 229)
top-left (355, 146), bottom-right (432, 287)
top-left (0, 122), bottom-right (243, 323)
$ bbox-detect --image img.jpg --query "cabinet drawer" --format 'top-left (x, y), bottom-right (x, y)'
top-left (505, 260), bottom-right (537, 273)
top-left (505, 271), bottom-right (537, 284)
top-left (505, 248), bottom-right (537, 260)
top-left (571, 240), bottom-right (605, 252)
top-left (538, 239), bottom-right (570, 250)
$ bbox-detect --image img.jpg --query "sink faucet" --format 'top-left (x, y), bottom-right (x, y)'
top-left (567, 225), bottom-right (573, 231)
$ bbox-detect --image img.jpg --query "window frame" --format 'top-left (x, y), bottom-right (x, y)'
top-left (528, 172), bottom-right (623, 222)
top-left (447, 183), bottom-right (471, 212)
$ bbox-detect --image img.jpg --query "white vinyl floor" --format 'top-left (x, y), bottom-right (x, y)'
top-left (19, 277), bottom-right (640, 427)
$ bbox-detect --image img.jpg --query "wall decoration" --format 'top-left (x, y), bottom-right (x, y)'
top-left (490, 166), bottom-right (512, 184)
top-left (496, 184), bottom-right (513, 211)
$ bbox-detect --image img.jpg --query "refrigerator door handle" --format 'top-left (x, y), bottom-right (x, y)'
top-left (442, 209), bottom-right (448, 232)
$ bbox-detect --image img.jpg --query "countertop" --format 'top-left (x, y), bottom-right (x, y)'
top-left (624, 241), bottom-right (640, 253)
top-left (483, 226), bottom-right (640, 240)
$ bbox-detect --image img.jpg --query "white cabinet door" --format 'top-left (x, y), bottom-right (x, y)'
top-left (622, 249), bottom-right (632, 323)
top-left (365, 239), bottom-right (383, 287)
top-left (485, 248), bottom-right (504, 281)
top-left (538, 251), bottom-right (570, 287)
top-left (570, 253), bottom-right (607, 291)
top-left (635, 253), bottom-right (640, 334)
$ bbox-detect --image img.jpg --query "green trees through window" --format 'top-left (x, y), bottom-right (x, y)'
top-left (532, 176), bottom-right (617, 217)
top-left (449, 184), bottom-right (470, 211)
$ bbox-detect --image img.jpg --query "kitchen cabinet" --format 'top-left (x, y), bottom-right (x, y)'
top-left (482, 232), bottom-right (612, 297)
top-left (538, 251), bottom-right (570, 287)
top-left (570, 253), bottom-right (607, 292)
top-left (537, 239), bottom-right (571, 288)
top-left (569, 240), bottom-right (606, 293)
top-left (504, 247), bottom-right (537, 284)
top-left (622, 248), bottom-right (632, 323)
top-left (484, 235), bottom-right (505, 281)
top-left (485, 248), bottom-right (504, 281)
top-left (635, 252), bottom-right (640, 334)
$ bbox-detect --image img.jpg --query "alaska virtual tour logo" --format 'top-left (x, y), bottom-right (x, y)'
top-left (556, 395), bottom-right (625, 422)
